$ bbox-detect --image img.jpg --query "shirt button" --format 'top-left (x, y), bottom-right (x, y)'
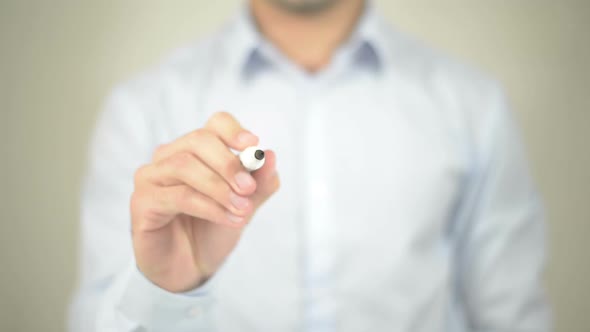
top-left (186, 306), bottom-right (201, 318)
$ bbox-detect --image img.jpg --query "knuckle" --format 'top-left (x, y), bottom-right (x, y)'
top-left (168, 151), bottom-right (193, 169)
top-left (133, 165), bottom-right (150, 185)
top-left (129, 191), bottom-right (142, 213)
top-left (189, 129), bottom-right (204, 142)
top-left (152, 144), bottom-right (169, 161)
top-left (178, 186), bottom-right (196, 205)
top-left (178, 187), bottom-right (205, 216)
top-left (208, 111), bottom-right (240, 137)
top-left (130, 190), bottom-right (151, 219)
top-left (210, 111), bottom-right (233, 125)
top-left (190, 129), bottom-right (213, 148)
top-left (192, 128), bottom-right (208, 138)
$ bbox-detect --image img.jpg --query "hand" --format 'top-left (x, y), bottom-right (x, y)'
top-left (130, 112), bottom-right (280, 292)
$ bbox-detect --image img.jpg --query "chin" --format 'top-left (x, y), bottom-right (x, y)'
top-left (268, 0), bottom-right (342, 14)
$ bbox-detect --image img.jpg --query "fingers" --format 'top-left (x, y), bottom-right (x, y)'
top-left (205, 111), bottom-right (259, 150)
top-left (131, 184), bottom-right (247, 232)
top-left (152, 112), bottom-right (259, 196)
top-left (131, 112), bottom-right (279, 232)
top-left (133, 149), bottom-right (280, 231)
top-left (153, 111), bottom-right (259, 161)
top-left (138, 152), bottom-right (254, 217)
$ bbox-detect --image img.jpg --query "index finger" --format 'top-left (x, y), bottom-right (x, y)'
top-left (205, 111), bottom-right (259, 150)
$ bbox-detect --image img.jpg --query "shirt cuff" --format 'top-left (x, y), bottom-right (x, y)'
top-left (116, 264), bottom-right (214, 331)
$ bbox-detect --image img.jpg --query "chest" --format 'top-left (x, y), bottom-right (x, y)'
top-left (165, 74), bottom-right (468, 330)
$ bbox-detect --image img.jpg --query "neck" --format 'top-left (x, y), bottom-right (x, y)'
top-left (250, 0), bottom-right (365, 72)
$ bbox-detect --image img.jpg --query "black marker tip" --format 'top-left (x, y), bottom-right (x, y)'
top-left (254, 149), bottom-right (265, 160)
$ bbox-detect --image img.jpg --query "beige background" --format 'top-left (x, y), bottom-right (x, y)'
top-left (1, 1), bottom-right (589, 331)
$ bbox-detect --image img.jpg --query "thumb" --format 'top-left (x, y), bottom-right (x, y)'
top-left (250, 149), bottom-right (280, 208)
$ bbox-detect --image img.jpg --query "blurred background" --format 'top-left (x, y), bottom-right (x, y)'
top-left (1, 1), bottom-right (588, 331)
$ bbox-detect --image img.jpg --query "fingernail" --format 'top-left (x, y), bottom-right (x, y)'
top-left (234, 171), bottom-right (255, 190)
top-left (227, 212), bottom-right (245, 224)
top-left (236, 131), bottom-right (258, 145)
top-left (229, 192), bottom-right (250, 210)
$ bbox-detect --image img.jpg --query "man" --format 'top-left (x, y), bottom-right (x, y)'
top-left (69, 0), bottom-right (551, 331)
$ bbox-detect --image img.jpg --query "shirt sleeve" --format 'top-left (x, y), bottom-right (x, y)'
top-left (452, 85), bottom-right (552, 331)
top-left (68, 84), bottom-right (215, 332)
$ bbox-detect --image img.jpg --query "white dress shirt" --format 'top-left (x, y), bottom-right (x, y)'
top-left (68, 5), bottom-right (551, 332)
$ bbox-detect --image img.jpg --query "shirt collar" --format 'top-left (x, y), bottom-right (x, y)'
top-left (344, 4), bottom-right (386, 74)
top-left (223, 1), bottom-right (388, 80)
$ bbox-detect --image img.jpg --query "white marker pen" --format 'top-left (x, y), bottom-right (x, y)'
top-left (239, 146), bottom-right (265, 171)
